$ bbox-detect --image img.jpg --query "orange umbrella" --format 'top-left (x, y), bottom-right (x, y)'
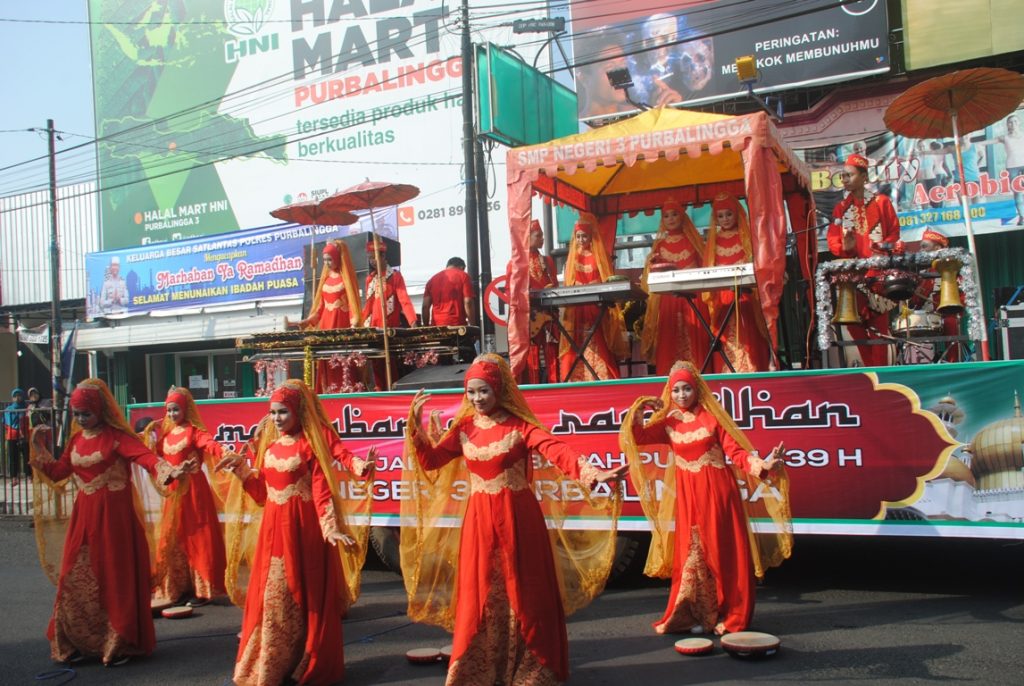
top-left (269, 200), bottom-right (359, 227)
top-left (883, 67), bottom-right (1024, 362)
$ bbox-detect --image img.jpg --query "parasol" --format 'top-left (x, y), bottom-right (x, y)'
top-left (320, 180), bottom-right (421, 389)
top-left (884, 67), bottom-right (1024, 361)
top-left (269, 200), bottom-right (359, 227)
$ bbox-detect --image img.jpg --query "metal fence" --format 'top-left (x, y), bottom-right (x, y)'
top-left (1, 406), bottom-right (76, 517)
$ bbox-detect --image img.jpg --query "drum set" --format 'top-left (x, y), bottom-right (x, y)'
top-left (831, 253), bottom-right (964, 339)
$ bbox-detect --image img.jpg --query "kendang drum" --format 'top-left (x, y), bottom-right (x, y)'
top-left (150, 598), bottom-right (174, 616)
top-left (674, 637), bottom-right (714, 656)
top-left (878, 268), bottom-right (920, 301)
top-left (440, 644), bottom-right (453, 662)
top-left (894, 309), bottom-right (942, 337)
top-left (405, 648), bottom-right (441, 664)
top-left (720, 631), bottom-right (780, 659)
top-left (161, 605), bottom-right (194, 619)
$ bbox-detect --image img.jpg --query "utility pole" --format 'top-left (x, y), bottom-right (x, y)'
top-left (46, 119), bottom-right (62, 453)
top-left (474, 141), bottom-right (495, 351)
top-left (460, 0), bottom-right (481, 332)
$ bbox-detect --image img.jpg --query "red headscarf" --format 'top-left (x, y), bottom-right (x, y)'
top-left (323, 242), bottom-right (341, 266)
top-left (70, 384), bottom-right (103, 416)
top-left (668, 366), bottom-right (696, 390)
top-left (921, 227), bottom-right (949, 247)
top-left (711, 192), bottom-right (741, 217)
top-left (464, 358), bottom-right (503, 396)
top-left (844, 153), bottom-right (870, 170)
top-left (270, 384), bottom-right (302, 416)
top-left (166, 389), bottom-right (188, 409)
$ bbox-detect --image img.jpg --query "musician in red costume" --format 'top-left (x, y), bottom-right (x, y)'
top-left (827, 153), bottom-right (901, 367)
top-left (402, 354), bottom-right (628, 685)
top-left (285, 240), bottom-right (362, 393)
top-left (216, 380), bottom-right (376, 686)
top-left (558, 215), bottom-right (629, 381)
top-left (360, 237), bottom-right (417, 390)
top-left (640, 200), bottom-right (709, 375)
top-left (620, 362), bottom-right (792, 637)
top-left (703, 193), bottom-right (772, 372)
top-left (29, 379), bottom-right (186, 667)
top-left (145, 387), bottom-right (229, 608)
top-left (909, 227), bottom-right (965, 362)
top-left (507, 220), bottom-right (560, 383)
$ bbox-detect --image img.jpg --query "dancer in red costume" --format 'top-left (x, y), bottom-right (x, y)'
top-left (286, 240), bottom-right (362, 393)
top-left (360, 238), bottom-right (417, 390)
top-left (558, 215), bottom-right (629, 381)
top-left (620, 362), bottom-right (792, 636)
top-left (145, 387), bottom-right (230, 607)
top-left (217, 379), bottom-right (376, 686)
top-left (402, 354), bottom-right (628, 685)
top-left (703, 193), bottom-right (772, 372)
top-left (29, 379), bottom-right (187, 667)
top-left (640, 200), bottom-right (709, 374)
top-left (827, 153), bottom-right (902, 367)
top-left (507, 220), bottom-right (560, 383)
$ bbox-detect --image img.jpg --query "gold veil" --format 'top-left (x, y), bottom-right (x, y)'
top-left (399, 353), bottom-right (622, 631)
top-left (619, 361), bottom-right (792, 579)
top-left (307, 239), bottom-right (362, 328)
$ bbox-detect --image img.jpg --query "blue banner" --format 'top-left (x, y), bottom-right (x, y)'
top-left (85, 223), bottom-right (342, 319)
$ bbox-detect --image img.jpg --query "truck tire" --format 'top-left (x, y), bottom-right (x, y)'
top-left (370, 526), bottom-right (402, 573)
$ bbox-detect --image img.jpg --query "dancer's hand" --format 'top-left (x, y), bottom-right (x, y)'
top-left (594, 463), bottom-right (630, 484)
top-left (359, 446), bottom-right (379, 478)
top-left (327, 532), bottom-right (357, 550)
top-left (410, 389), bottom-right (431, 424)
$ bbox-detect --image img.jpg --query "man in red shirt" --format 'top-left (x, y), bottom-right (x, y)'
top-left (422, 257), bottom-right (477, 326)
top-left (827, 153), bottom-right (901, 367)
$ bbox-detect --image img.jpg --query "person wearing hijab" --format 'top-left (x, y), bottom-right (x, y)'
top-left (703, 192), bottom-right (773, 372)
top-left (29, 379), bottom-right (187, 667)
top-left (216, 379), bottom-right (376, 686)
top-left (506, 219), bottom-right (560, 384)
top-left (285, 239), bottom-right (363, 393)
top-left (639, 200), bottom-right (709, 375)
top-left (4, 388), bottom-right (28, 480)
top-left (402, 354), bottom-right (628, 685)
top-left (619, 362), bottom-right (792, 637)
top-left (144, 387), bottom-right (231, 608)
top-left (558, 214), bottom-right (629, 381)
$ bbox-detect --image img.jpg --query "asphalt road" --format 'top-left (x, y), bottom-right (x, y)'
top-left (2, 517), bottom-right (1022, 685)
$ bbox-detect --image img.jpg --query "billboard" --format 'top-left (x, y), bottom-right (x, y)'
top-left (130, 361), bottom-right (1024, 539)
top-left (572, 0), bottom-right (889, 121)
top-left (903, 0), bottom-right (1024, 71)
top-left (796, 107), bottom-right (1024, 240)
top-left (87, 1), bottom-right (522, 288)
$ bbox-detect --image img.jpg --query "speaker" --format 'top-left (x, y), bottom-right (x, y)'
top-left (341, 233), bottom-right (401, 272)
top-left (998, 305), bottom-right (1024, 360)
top-left (392, 363), bottom-right (470, 391)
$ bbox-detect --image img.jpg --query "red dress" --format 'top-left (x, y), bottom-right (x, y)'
top-left (827, 191), bottom-right (901, 367)
top-left (39, 426), bottom-right (169, 662)
top-left (234, 430), bottom-right (356, 686)
top-left (644, 233), bottom-right (709, 374)
top-left (154, 424), bottom-right (227, 602)
top-left (311, 272), bottom-right (357, 393)
top-left (558, 251), bottom-right (620, 381)
top-left (633, 407), bottom-right (759, 634)
top-left (411, 411), bottom-right (597, 686)
top-left (707, 229), bottom-right (770, 373)
top-left (509, 250), bottom-right (560, 384)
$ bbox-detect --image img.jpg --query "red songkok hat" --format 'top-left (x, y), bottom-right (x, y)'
top-left (844, 153), bottom-right (870, 170)
top-left (464, 358), bottom-right (503, 396)
top-left (166, 389), bottom-right (188, 409)
top-left (269, 384), bottom-right (302, 416)
top-left (921, 227), bottom-right (949, 247)
top-left (711, 192), bottom-right (740, 216)
top-left (668, 366), bottom-right (697, 390)
top-left (529, 219), bottom-right (542, 233)
top-left (365, 236), bottom-right (386, 254)
top-left (70, 383), bottom-right (103, 416)
top-left (323, 242), bottom-right (341, 264)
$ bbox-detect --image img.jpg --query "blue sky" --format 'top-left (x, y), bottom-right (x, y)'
top-left (0, 2), bottom-right (95, 195)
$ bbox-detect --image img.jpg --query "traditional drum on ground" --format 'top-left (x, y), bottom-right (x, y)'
top-left (720, 631), bottom-right (780, 659)
top-left (405, 648), bottom-right (442, 664)
top-left (440, 644), bottom-right (453, 662)
top-left (161, 605), bottom-right (194, 619)
top-left (674, 637), bottom-right (714, 656)
top-left (151, 598), bottom-right (173, 616)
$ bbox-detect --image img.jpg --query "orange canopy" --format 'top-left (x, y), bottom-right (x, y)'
top-left (505, 106), bottom-right (815, 376)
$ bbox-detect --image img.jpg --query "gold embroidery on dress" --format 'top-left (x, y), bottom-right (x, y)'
top-left (322, 280), bottom-right (344, 294)
top-left (674, 446), bottom-right (726, 473)
top-left (668, 409), bottom-right (697, 422)
top-left (472, 411), bottom-right (509, 430)
top-left (318, 501), bottom-right (340, 538)
top-left (577, 456), bottom-right (600, 487)
top-left (235, 556), bottom-right (306, 686)
top-left (654, 526), bottom-right (719, 635)
top-left (658, 244), bottom-right (694, 263)
top-left (75, 460), bottom-right (129, 495)
top-left (71, 447), bottom-right (105, 468)
top-left (50, 545), bottom-right (136, 662)
top-left (461, 430), bottom-right (524, 462)
top-left (265, 448), bottom-right (303, 473)
top-left (715, 242), bottom-right (745, 258)
top-left (267, 473), bottom-right (313, 504)
top-left (323, 299), bottom-right (345, 311)
top-left (162, 433), bottom-right (189, 456)
top-left (668, 425), bottom-right (712, 444)
top-left (575, 261), bottom-right (595, 274)
top-left (470, 463), bottom-right (529, 494)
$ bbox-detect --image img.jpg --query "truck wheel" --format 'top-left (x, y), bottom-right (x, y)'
top-left (370, 526), bottom-right (402, 573)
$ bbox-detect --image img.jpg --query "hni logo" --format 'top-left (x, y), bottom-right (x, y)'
top-left (224, 0), bottom-right (278, 63)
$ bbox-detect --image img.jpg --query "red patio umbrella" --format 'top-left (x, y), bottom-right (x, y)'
top-left (884, 67), bottom-right (1024, 361)
top-left (319, 181), bottom-right (421, 390)
top-left (269, 200), bottom-right (359, 227)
